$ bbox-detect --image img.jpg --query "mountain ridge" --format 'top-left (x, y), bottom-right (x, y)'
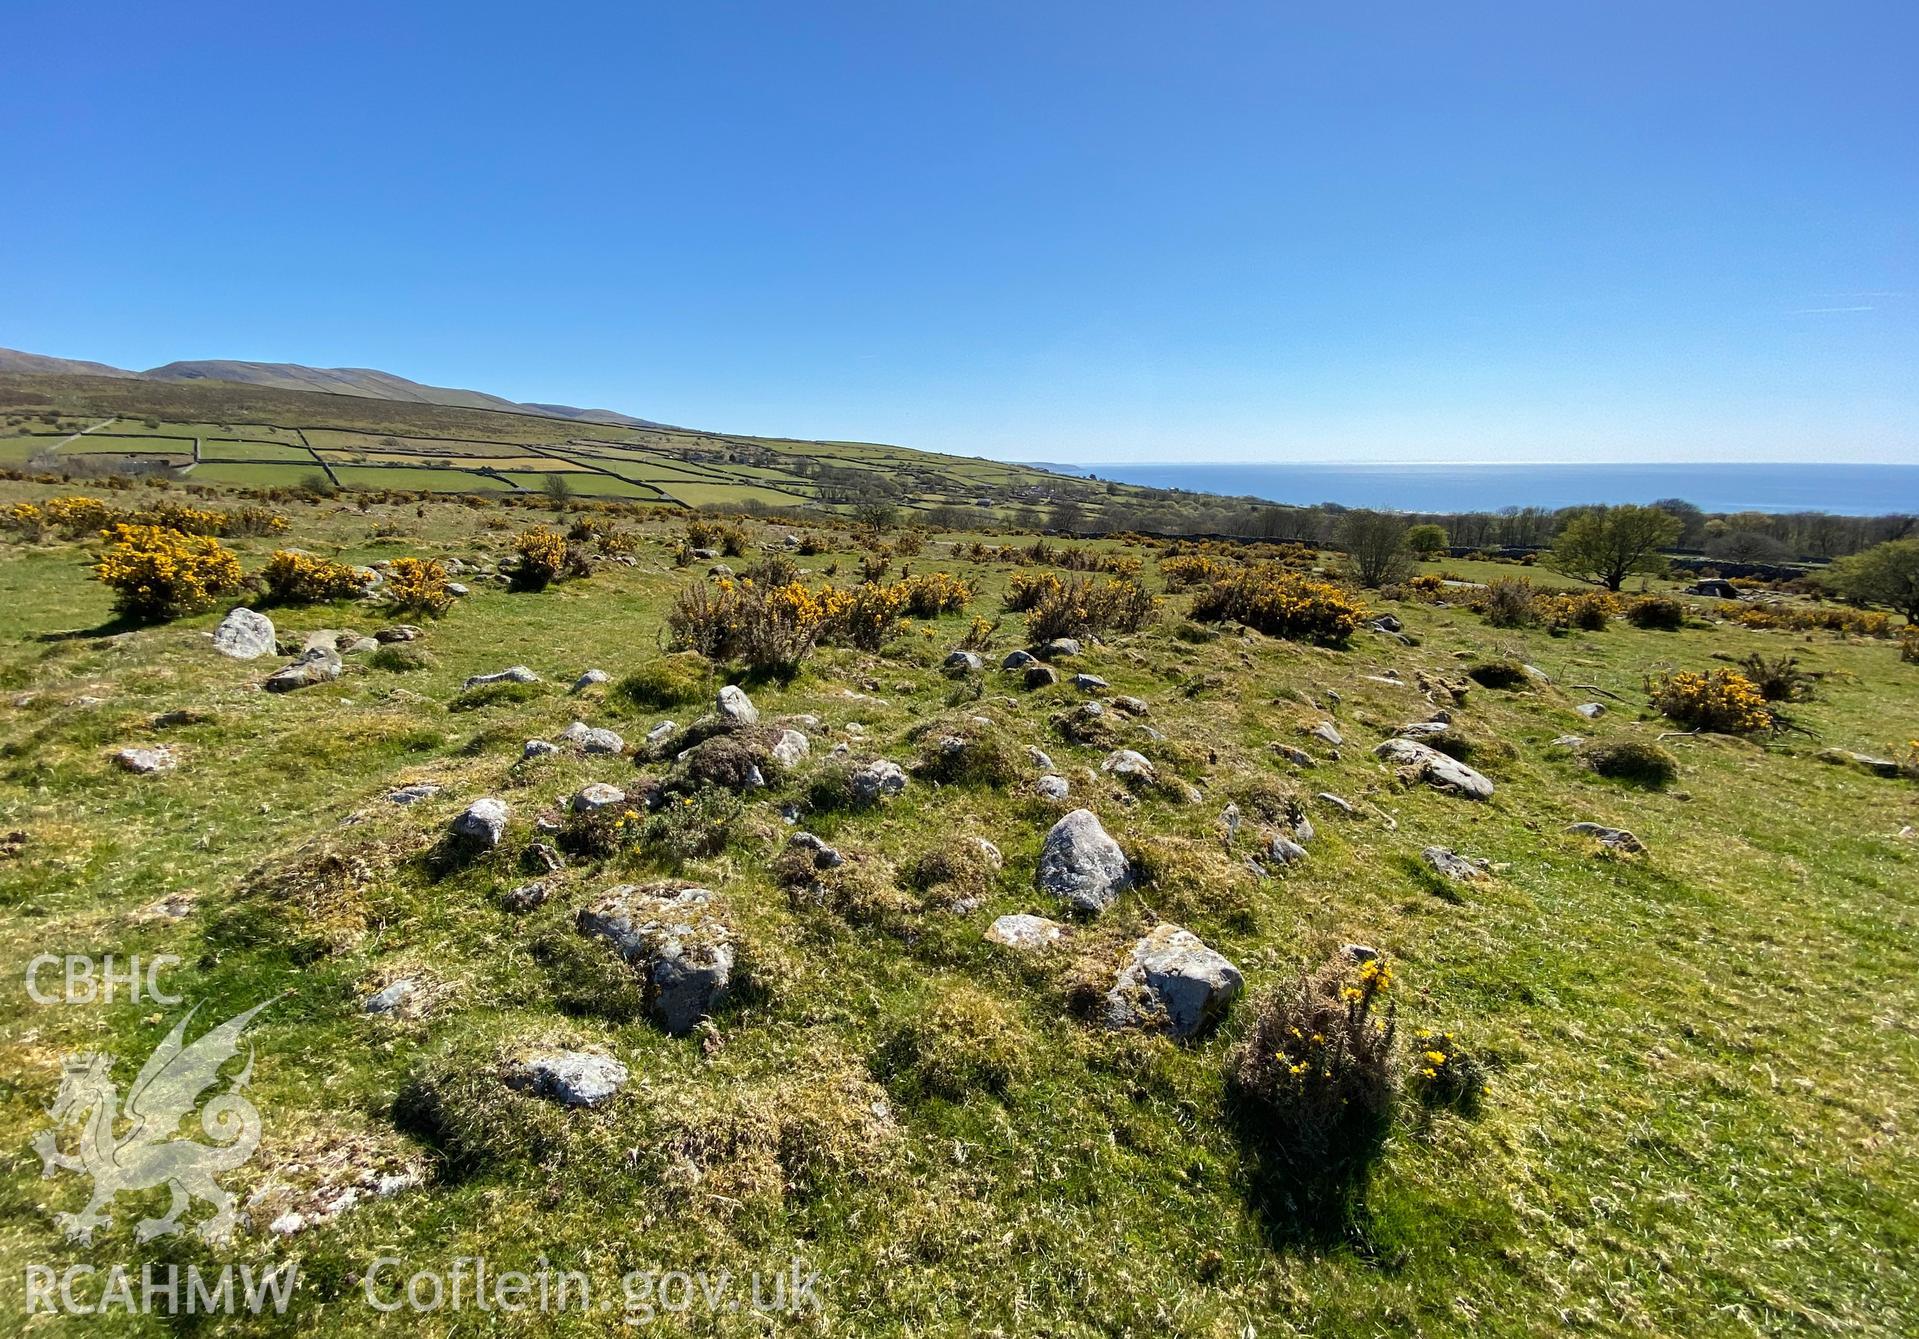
top-left (0, 346), bottom-right (669, 428)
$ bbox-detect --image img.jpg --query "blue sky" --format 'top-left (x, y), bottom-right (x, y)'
top-left (3, 2), bottom-right (1914, 464)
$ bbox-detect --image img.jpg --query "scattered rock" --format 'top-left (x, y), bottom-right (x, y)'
top-left (771, 729), bottom-right (810, 768)
top-left (944, 650), bottom-right (985, 674)
top-left (501, 881), bottom-right (550, 913)
top-left (1566, 822), bottom-right (1647, 854)
top-left (1102, 924), bottom-right (1243, 1039)
top-left (1037, 638), bottom-right (1081, 660)
top-left (1023, 664), bottom-right (1058, 690)
top-left (1422, 846), bottom-right (1491, 882)
top-left (211, 607), bottom-right (276, 660)
top-left (1342, 943), bottom-right (1381, 963)
top-left (1112, 695), bottom-right (1150, 717)
top-left (1316, 792), bottom-right (1357, 815)
top-left (1027, 746), bottom-right (1055, 771)
top-left (1035, 774), bottom-right (1070, 800)
top-left (387, 783), bottom-right (440, 805)
top-left (572, 669), bottom-right (610, 692)
top-left (569, 785), bottom-right (630, 818)
top-left (1370, 613), bottom-right (1403, 634)
top-left (646, 720), bottom-right (678, 744)
top-left (1101, 749), bottom-right (1156, 781)
top-left (715, 684), bottom-right (758, 725)
top-left (1550, 734), bottom-right (1586, 750)
top-left (522, 739), bottom-right (559, 760)
top-left (1398, 720), bottom-right (1451, 739)
top-left (149, 708), bottom-right (211, 729)
top-left (1306, 720), bottom-right (1344, 747)
top-left (1036, 808), bottom-right (1132, 912)
top-left (463, 666), bottom-right (539, 689)
top-left (1575, 702), bottom-right (1606, 719)
top-left (1070, 673), bottom-right (1109, 691)
top-left (522, 841), bottom-right (564, 874)
top-left (503, 1049), bottom-right (628, 1107)
top-left (969, 836), bottom-right (1004, 869)
top-left (113, 746), bottom-right (175, 775)
top-left (451, 797), bottom-right (509, 848)
top-left (363, 980), bottom-right (415, 1015)
top-left (446, 582), bottom-right (470, 598)
top-left (1272, 742), bottom-right (1316, 768)
top-left (264, 647), bottom-right (342, 693)
top-left (374, 625), bottom-right (423, 644)
top-left (1816, 748), bottom-right (1901, 778)
top-left (985, 913), bottom-right (1065, 951)
top-left (576, 884), bottom-right (734, 1034)
top-left (1266, 834), bottom-right (1308, 865)
top-left (559, 720), bottom-right (624, 754)
top-left (1374, 737), bottom-right (1495, 800)
top-left (852, 760), bottom-right (908, 804)
top-left (1001, 650), bottom-right (1037, 670)
top-left (788, 831), bottom-right (844, 869)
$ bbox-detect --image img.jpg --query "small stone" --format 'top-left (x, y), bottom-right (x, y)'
top-left (577, 884), bottom-right (734, 1034)
top-left (364, 979), bottom-right (414, 1014)
top-left (715, 684), bottom-right (758, 724)
top-left (1101, 749), bottom-right (1156, 780)
top-left (452, 797), bottom-right (509, 848)
top-left (1374, 737), bottom-right (1495, 800)
top-left (1566, 822), bottom-right (1646, 854)
top-left (789, 831), bottom-right (844, 868)
top-left (1071, 673), bottom-right (1109, 691)
top-left (1023, 664), bottom-right (1058, 689)
top-left (559, 720), bottom-right (624, 754)
top-left (852, 760), bottom-right (908, 804)
top-left (1422, 845), bottom-right (1491, 881)
top-left (374, 625), bottom-right (422, 643)
top-left (1342, 943), bottom-right (1380, 963)
top-left (969, 836), bottom-right (1004, 868)
top-left (522, 841), bottom-right (564, 874)
top-left (113, 746), bottom-right (175, 774)
top-left (387, 783), bottom-right (440, 804)
top-left (571, 783), bottom-right (628, 813)
top-left (1027, 746), bottom-right (1055, 771)
top-left (1267, 834), bottom-right (1308, 865)
top-left (1112, 695), bottom-right (1150, 716)
top-left (211, 607), bottom-right (276, 660)
top-left (1035, 774), bottom-right (1070, 800)
top-left (944, 650), bottom-right (985, 673)
top-left (1001, 650), bottom-right (1037, 670)
top-left (1306, 720), bottom-right (1344, 747)
top-left (522, 739), bottom-right (559, 760)
top-left (572, 669), bottom-right (610, 692)
top-left (646, 720), bottom-right (678, 744)
top-left (463, 666), bottom-right (539, 689)
top-left (1575, 702), bottom-right (1606, 719)
top-left (771, 729), bottom-right (810, 767)
top-left (985, 913), bottom-right (1065, 950)
top-left (504, 1050), bottom-right (628, 1107)
top-left (263, 647), bottom-right (341, 693)
top-left (502, 880), bottom-right (551, 912)
top-left (1316, 792), bottom-right (1357, 815)
top-left (446, 582), bottom-right (470, 597)
top-left (1272, 743), bottom-right (1315, 768)
top-left (1037, 638), bottom-right (1082, 659)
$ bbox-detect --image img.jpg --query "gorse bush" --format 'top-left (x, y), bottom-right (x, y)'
top-left (669, 577), bottom-right (835, 670)
top-left (1189, 566), bottom-right (1363, 646)
top-left (1649, 669), bottom-right (1773, 734)
top-left (1407, 1030), bottom-right (1485, 1111)
top-left (1476, 577), bottom-right (1539, 628)
top-left (900, 572), bottom-right (974, 617)
top-left (6, 495), bottom-right (288, 541)
top-left (1536, 589), bottom-right (1617, 631)
top-left (1004, 570), bottom-right (1064, 612)
top-left (1227, 954), bottom-right (1398, 1212)
top-left (1721, 601), bottom-right (1892, 637)
top-left (384, 557), bottom-right (454, 618)
top-left (262, 550), bottom-right (369, 604)
top-left (508, 527), bottom-right (571, 591)
top-left (1737, 652), bottom-right (1816, 702)
top-left (1626, 595), bottom-right (1686, 630)
top-left (1025, 574), bottom-right (1158, 643)
top-left (93, 523), bottom-right (243, 620)
top-left (1159, 553), bottom-right (1236, 591)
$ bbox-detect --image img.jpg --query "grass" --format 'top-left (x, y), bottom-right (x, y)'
top-left (0, 474), bottom-right (1914, 1335)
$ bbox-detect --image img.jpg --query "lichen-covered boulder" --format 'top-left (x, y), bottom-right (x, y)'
top-left (1102, 924), bottom-right (1243, 1039)
top-left (503, 1049), bottom-right (628, 1107)
top-left (212, 606), bottom-right (275, 660)
top-left (1374, 737), bottom-right (1494, 800)
top-left (576, 884), bottom-right (734, 1035)
top-left (1036, 809), bottom-right (1131, 912)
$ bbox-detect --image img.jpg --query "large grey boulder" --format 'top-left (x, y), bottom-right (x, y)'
top-left (504, 1049), bottom-right (628, 1107)
top-left (451, 797), bottom-right (509, 848)
top-left (1036, 809), bottom-right (1132, 912)
top-left (715, 685), bottom-right (758, 725)
top-left (1374, 737), bottom-right (1494, 800)
top-left (212, 607), bottom-right (275, 660)
top-left (1103, 924), bottom-right (1243, 1039)
top-left (263, 647), bottom-right (341, 693)
top-left (576, 885), bottom-right (734, 1035)
top-left (852, 760), bottom-right (908, 804)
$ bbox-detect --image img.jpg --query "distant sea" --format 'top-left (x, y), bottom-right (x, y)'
top-left (1036, 462), bottom-right (1919, 517)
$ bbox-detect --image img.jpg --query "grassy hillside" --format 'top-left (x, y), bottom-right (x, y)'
top-left (0, 472), bottom-right (1913, 1334)
top-left (0, 373), bottom-right (1107, 523)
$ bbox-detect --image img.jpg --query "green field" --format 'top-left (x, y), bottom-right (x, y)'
top-left (0, 468), bottom-right (1914, 1336)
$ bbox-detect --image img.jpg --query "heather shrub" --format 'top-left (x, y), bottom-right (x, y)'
top-left (1584, 739), bottom-right (1679, 788)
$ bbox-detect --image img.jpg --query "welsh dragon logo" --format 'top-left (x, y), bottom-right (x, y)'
top-left (33, 1000), bottom-right (270, 1244)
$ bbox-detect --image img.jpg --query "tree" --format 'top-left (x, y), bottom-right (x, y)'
top-left (1545, 505), bottom-right (1680, 591)
top-left (1405, 523), bottom-right (1448, 557)
top-left (1050, 497), bottom-right (1088, 533)
top-left (1337, 510), bottom-right (1413, 588)
top-left (1707, 530), bottom-right (1791, 563)
top-left (1823, 538), bottom-right (1919, 623)
top-left (543, 472), bottom-right (575, 507)
top-left (1650, 498), bottom-right (1708, 548)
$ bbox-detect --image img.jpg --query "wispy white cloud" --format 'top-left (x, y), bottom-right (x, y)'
top-left (1789, 305), bottom-right (1874, 314)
